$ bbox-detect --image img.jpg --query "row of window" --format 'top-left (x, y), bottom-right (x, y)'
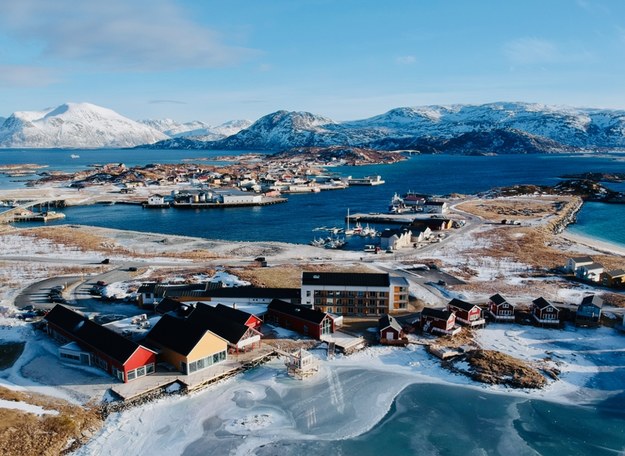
top-left (315, 298), bottom-right (390, 307)
top-left (60, 352), bottom-right (81, 361)
top-left (313, 290), bottom-right (389, 298)
top-left (184, 350), bottom-right (227, 374)
top-left (126, 363), bottom-right (155, 381)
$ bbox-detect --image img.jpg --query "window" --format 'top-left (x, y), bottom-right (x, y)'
top-left (146, 363), bottom-right (155, 374)
top-left (60, 352), bottom-right (80, 361)
top-left (306, 290), bottom-right (311, 297)
top-left (197, 358), bottom-right (205, 370)
top-left (127, 370), bottom-right (136, 381)
top-left (136, 366), bottom-right (146, 377)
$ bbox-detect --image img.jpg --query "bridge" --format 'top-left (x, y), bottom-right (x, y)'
top-left (0, 198), bottom-right (66, 224)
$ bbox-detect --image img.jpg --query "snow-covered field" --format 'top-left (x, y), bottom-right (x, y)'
top-left (73, 323), bottom-right (625, 455)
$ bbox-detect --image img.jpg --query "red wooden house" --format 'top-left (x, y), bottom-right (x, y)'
top-left (447, 298), bottom-right (485, 327)
top-left (531, 297), bottom-right (560, 326)
top-left (266, 299), bottom-right (334, 339)
top-left (419, 307), bottom-right (460, 335)
top-left (45, 304), bottom-right (157, 383)
top-left (378, 314), bottom-right (405, 344)
top-left (487, 294), bottom-right (516, 322)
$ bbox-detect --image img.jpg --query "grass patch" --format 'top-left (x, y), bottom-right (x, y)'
top-left (0, 342), bottom-right (25, 370)
top-left (0, 387), bottom-right (102, 456)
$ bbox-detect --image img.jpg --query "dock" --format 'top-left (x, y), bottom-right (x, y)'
top-left (110, 348), bottom-right (277, 402)
top-left (347, 212), bottom-right (417, 224)
top-left (171, 197), bottom-right (287, 209)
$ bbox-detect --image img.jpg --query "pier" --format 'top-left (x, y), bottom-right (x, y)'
top-left (0, 198), bottom-right (67, 224)
top-left (110, 348), bottom-right (277, 402)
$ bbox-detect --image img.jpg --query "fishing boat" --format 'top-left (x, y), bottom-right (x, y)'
top-left (324, 237), bottom-right (347, 249)
top-left (309, 237), bottom-right (327, 247)
top-left (360, 224), bottom-right (378, 237)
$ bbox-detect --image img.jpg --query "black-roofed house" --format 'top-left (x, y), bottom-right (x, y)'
top-left (215, 303), bottom-right (263, 331)
top-left (601, 269), bottom-right (625, 288)
top-left (154, 297), bottom-right (184, 315)
top-left (487, 294), bottom-right (516, 322)
top-left (199, 286), bottom-right (301, 306)
top-left (378, 314), bottom-right (406, 345)
top-left (418, 307), bottom-right (460, 335)
top-left (138, 281), bottom-right (223, 307)
top-left (531, 297), bottom-right (560, 326)
top-left (447, 298), bottom-right (485, 327)
top-left (44, 304), bottom-right (157, 383)
top-left (186, 304), bottom-right (262, 353)
top-left (301, 271), bottom-right (409, 316)
top-left (146, 313), bottom-right (228, 375)
top-left (266, 299), bottom-right (334, 339)
top-left (575, 295), bottom-right (603, 327)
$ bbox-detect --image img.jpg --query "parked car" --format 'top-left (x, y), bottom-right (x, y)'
top-left (101, 258), bottom-right (110, 264)
top-left (50, 296), bottom-right (68, 304)
top-left (128, 266), bottom-right (138, 272)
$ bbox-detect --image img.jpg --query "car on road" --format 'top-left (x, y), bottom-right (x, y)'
top-left (128, 266), bottom-right (138, 272)
top-left (101, 258), bottom-right (110, 264)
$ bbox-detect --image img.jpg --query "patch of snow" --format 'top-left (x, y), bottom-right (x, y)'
top-left (0, 398), bottom-right (59, 416)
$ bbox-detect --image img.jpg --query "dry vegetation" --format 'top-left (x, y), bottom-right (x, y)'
top-left (457, 198), bottom-right (566, 222)
top-left (0, 387), bottom-right (102, 456)
top-left (457, 349), bottom-right (548, 389)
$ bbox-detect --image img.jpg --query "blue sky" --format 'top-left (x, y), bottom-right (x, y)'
top-left (0, 0), bottom-right (624, 124)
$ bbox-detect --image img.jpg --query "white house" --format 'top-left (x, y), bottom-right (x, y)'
top-left (380, 228), bottom-right (412, 250)
top-left (566, 256), bottom-right (594, 273)
top-left (423, 200), bottom-right (448, 214)
top-left (576, 262), bottom-right (604, 282)
top-left (146, 194), bottom-right (167, 206)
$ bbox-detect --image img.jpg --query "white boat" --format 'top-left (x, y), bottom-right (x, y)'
top-left (70, 154), bottom-right (80, 159)
top-left (360, 224), bottom-right (378, 237)
top-left (309, 237), bottom-right (327, 247)
top-left (347, 175), bottom-right (385, 186)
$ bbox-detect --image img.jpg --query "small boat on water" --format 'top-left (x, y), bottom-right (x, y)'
top-left (70, 154), bottom-right (80, 159)
top-left (309, 237), bottom-right (327, 247)
top-left (347, 175), bottom-right (385, 186)
top-left (360, 224), bottom-right (378, 237)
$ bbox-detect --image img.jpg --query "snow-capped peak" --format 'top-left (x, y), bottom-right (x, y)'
top-left (0, 102), bottom-right (168, 149)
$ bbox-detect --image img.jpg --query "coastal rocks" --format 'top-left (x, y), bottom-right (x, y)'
top-left (270, 146), bottom-right (406, 165)
top-left (447, 349), bottom-right (547, 389)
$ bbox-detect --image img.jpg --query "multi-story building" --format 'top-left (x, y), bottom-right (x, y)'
top-left (301, 272), bottom-right (409, 316)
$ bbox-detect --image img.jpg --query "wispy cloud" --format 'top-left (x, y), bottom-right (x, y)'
top-left (149, 99), bottom-right (187, 105)
top-left (503, 37), bottom-right (593, 65)
top-left (0, 65), bottom-right (59, 87)
top-left (503, 38), bottom-right (559, 65)
top-left (0, 0), bottom-right (257, 71)
top-left (396, 55), bottom-right (417, 65)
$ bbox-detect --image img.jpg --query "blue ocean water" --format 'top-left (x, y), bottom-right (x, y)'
top-left (5, 150), bottom-right (625, 248)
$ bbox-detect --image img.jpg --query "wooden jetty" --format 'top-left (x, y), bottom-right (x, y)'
top-left (110, 348), bottom-right (277, 402)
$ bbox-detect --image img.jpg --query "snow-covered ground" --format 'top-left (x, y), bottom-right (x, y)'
top-left (73, 323), bottom-right (625, 455)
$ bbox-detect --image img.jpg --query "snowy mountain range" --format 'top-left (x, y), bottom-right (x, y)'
top-left (2, 101), bottom-right (625, 152)
top-left (0, 103), bottom-right (169, 149)
top-left (138, 118), bottom-right (252, 141)
top-left (148, 102), bottom-right (625, 153)
top-left (0, 103), bottom-right (250, 149)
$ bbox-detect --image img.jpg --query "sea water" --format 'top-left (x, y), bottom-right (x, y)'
top-left (250, 383), bottom-right (625, 456)
top-left (5, 150), bottom-right (625, 248)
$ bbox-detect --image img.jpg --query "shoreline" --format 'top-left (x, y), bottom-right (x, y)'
top-left (559, 229), bottom-right (625, 257)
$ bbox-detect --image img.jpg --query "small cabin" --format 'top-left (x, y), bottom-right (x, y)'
top-left (575, 295), bottom-right (603, 327)
top-left (419, 307), bottom-right (460, 335)
top-left (447, 298), bottom-right (485, 327)
top-left (531, 297), bottom-right (560, 326)
top-left (576, 262), bottom-right (604, 282)
top-left (378, 314), bottom-right (407, 345)
top-left (487, 293), bottom-right (515, 322)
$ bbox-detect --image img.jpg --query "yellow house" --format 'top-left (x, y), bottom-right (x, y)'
top-left (146, 314), bottom-right (228, 375)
